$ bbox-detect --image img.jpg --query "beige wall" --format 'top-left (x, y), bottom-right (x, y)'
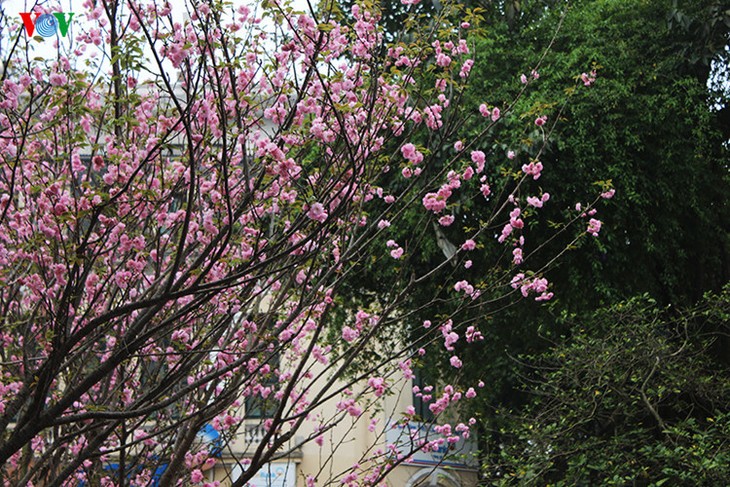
top-left (209, 368), bottom-right (479, 487)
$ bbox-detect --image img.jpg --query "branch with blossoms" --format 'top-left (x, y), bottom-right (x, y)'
top-left (0, 0), bottom-right (611, 485)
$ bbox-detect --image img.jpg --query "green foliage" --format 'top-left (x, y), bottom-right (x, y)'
top-left (334, 0), bottom-right (730, 477)
top-left (488, 287), bottom-right (730, 485)
top-left (446, 1), bottom-right (730, 469)
top-left (464, 0), bottom-right (730, 309)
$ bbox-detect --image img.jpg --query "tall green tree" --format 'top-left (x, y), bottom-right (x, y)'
top-left (337, 0), bottom-right (730, 475)
top-left (464, 0), bottom-right (730, 307)
top-left (458, 0), bottom-right (730, 477)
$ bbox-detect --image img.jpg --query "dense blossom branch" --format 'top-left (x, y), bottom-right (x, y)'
top-left (0, 0), bottom-right (611, 485)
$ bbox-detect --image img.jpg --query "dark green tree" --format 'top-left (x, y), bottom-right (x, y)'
top-left (491, 287), bottom-right (730, 485)
top-left (457, 0), bottom-right (730, 474)
top-left (463, 0), bottom-right (730, 307)
top-left (336, 0), bottom-right (730, 477)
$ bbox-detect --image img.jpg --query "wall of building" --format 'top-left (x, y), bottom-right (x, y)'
top-left (208, 367), bottom-right (479, 487)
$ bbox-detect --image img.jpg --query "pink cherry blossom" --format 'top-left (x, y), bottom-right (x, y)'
top-left (471, 150), bottom-right (486, 172)
top-left (498, 223), bottom-right (513, 243)
top-left (526, 196), bottom-right (543, 208)
top-left (438, 215), bottom-right (455, 226)
top-left (191, 470), bottom-right (204, 483)
top-left (587, 218), bottom-right (602, 236)
top-left (527, 193), bottom-right (550, 208)
top-left (49, 73), bottom-right (68, 86)
top-left (342, 326), bottom-right (360, 343)
top-left (522, 161), bottom-right (544, 180)
top-left (422, 193), bottom-right (447, 213)
top-left (581, 70), bottom-right (596, 86)
top-left (601, 188), bottom-right (616, 199)
top-left (401, 143), bottom-right (424, 164)
top-left (481, 183), bottom-right (491, 197)
top-left (454, 280), bottom-right (474, 295)
top-left (308, 202), bottom-right (328, 223)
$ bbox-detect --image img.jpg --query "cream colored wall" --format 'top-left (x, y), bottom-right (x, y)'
top-left (209, 364), bottom-right (479, 487)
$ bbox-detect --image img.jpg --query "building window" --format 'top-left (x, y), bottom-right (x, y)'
top-left (412, 367), bottom-right (435, 423)
top-left (244, 394), bottom-right (278, 419)
top-left (244, 351), bottom-right (280, 419)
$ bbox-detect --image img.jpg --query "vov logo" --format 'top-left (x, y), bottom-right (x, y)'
top-left (19, 12), bottom-right (74, 38)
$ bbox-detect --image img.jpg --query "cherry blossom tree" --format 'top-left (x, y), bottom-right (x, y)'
top-left (0, 0), bottom-right (611, 485)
